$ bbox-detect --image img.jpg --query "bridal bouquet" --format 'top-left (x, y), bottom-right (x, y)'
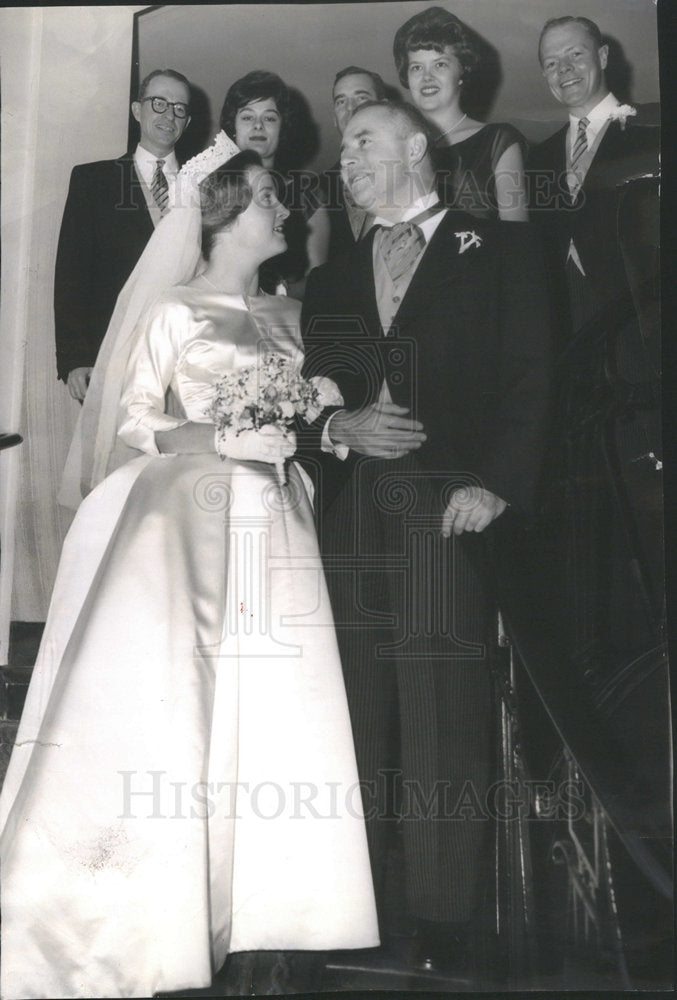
top-left (208, 351), bottom-right (342, 484)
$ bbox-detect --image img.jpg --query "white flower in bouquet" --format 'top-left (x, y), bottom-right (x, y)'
top-left (208, 351), bottom-right (342, 485)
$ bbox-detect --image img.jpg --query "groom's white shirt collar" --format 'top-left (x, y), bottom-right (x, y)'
top-left (372, 192), bottom-right (446, 242)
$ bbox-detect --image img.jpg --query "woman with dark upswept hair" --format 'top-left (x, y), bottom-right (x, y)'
top-left (220, 70), bottom-right (330, 296)
top-left (394, 6), bottom-right (529, 220)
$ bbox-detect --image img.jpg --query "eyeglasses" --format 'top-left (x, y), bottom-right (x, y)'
top-left (141, 96), bottom-right (190, 119)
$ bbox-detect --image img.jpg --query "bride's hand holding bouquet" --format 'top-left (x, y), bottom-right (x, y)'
top-left (208, 350), bottom-right (342, 484)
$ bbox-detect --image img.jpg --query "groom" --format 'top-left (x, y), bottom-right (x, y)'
top-left (301, 100), bottom-right (551, 973)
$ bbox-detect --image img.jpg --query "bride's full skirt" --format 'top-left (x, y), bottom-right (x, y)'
top-left (0, 453), bottom-right (378, 999)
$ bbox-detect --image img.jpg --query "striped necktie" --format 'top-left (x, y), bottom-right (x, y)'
top-left (151, 159), bottom-right (169, 215)
top-left (570, 117), bottom-right (589, 175)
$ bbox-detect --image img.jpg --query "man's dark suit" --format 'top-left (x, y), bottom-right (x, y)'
top-left (529, 112), bottom-right (661, 610)
top-left (528, 112), bottom-right (659, 353)
top-left (54, 154), bottom-right (155, 381)
top-left (526, 113), bottom-right (664, 817)
top-left (301, 212), bottom-right (551, 926)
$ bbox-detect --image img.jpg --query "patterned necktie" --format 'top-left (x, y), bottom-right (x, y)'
top-left (151, 159), bottom-right (169, 215)
top-left (570, 117), bottom-right (589, 175)
top-left (380, 220), bottom-right (426, 283)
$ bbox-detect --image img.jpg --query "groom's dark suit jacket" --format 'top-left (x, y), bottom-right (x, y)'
top-left (302, 210), bottom-right (552, 516)
top-left (54, 153), bottom-right (155, 381)
top-left (301, 210), bottom-right (552, 921)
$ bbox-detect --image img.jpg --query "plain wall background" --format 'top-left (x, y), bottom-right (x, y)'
top-left (0, 6), bottom-right (144, 637)
top-left (138, 0), bottom-right (660, 173)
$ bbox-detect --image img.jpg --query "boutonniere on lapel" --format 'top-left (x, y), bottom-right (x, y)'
top-left (608, 104), bottom-right (637, 131)
top-left (455, 231), bottom-right (482, 255)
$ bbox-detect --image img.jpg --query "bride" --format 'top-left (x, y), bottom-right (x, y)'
top-left (0, 141), bottom-right (378, 999)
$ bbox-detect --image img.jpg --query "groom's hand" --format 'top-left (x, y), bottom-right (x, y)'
top-left (329, 403), bottom-right (426, 458)
top-left (442, 486), bottom-right (507, 537)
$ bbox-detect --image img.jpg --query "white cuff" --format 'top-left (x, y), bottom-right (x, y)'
top-left (321, 411), bottom-right (349, 460)
top-left (118, 414), bottom-right (188, 456)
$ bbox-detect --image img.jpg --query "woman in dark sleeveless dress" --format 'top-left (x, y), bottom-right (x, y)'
top-left (394, 6), bottom-right (528, 221)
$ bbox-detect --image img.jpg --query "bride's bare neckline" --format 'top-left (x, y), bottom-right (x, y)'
top-left (193, 273), bottom-right (262, 298)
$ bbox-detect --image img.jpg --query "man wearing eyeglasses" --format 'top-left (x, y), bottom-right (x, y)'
top-left (54, 69), bottom-right (191, 401)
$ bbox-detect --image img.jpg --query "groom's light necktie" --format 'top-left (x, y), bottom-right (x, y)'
top-left (379, 220), bottom-right (426, 284)
top-left (151, 159), bottom-right (169, 215)
top-left (377, 204), bottom-right (443, 284)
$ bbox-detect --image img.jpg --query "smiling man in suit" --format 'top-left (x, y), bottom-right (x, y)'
top-left (527, 19), bottom-right (662, 757)
top-left (529, 16), bottom-right (659, 345)
top-left (54, 69), bottom-right (191, 400)
top-left (529, 17), bottom-right (661, 629)
top-left (301, 100), bottom-right (551, 974)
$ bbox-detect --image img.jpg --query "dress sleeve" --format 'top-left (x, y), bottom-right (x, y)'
top-left (489, 123), bottom-right (530, 173)
top-left (117, 299), bottom-right (191, 455)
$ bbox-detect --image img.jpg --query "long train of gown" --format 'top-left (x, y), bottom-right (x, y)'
top-left (0, 289), bottom-right (378, 999)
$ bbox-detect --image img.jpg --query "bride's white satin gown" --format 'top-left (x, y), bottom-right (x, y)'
top-left (0, 288), bottom-right (378, 999)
